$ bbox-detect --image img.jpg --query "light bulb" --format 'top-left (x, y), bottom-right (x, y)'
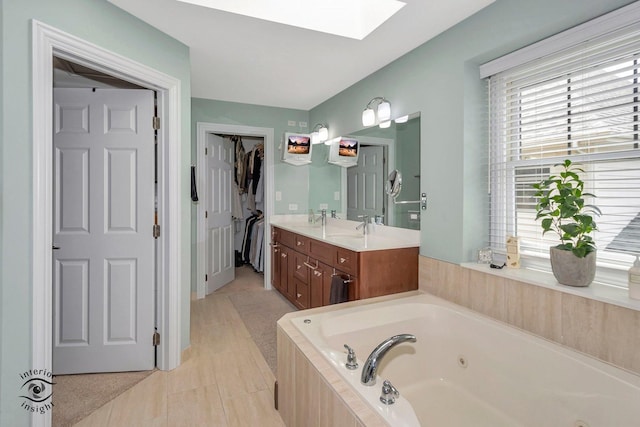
top-left (362, 108), bottom-right (375, 127)
top-left (379, 120), bottom-right (391, 129)
top-left (318, 126), bottom-right (328, 142)
top-left (377, 100), bottom-right (391, 122)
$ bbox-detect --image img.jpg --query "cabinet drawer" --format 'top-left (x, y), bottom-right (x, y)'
top-left (294, 235), bottom-right (310, 254)
top-left (336, 247), bottom-right (357, 275)
top-left (308, 238), bottom-right (336, 266)
top-left (278, 228), bottom-right (296, 248)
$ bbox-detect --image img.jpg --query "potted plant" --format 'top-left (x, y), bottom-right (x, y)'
top-left (532, 159), bottom-right (601, 287)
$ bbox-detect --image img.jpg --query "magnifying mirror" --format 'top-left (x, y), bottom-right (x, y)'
top-left (386, 169), bottom-right (402, 198)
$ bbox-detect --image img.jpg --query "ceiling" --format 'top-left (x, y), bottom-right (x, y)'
top-left (108, 0), bottom-right (494, 110)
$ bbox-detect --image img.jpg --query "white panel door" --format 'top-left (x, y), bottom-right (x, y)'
top-left (206, 134), bottom-right (234, 294)
top-left (52, 88), bottom-right (155, 374)
top-left (347, 145), bottom-right (385, 221)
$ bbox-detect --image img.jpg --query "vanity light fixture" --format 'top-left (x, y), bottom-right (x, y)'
top-left (362, 97), bottom-right (391, 128)
top-left (394, 115), bottom-right (409, 124)
top-left (379, 120), bottom-right (391, 129)
top-left (310, 123), bottom-right (329, 144)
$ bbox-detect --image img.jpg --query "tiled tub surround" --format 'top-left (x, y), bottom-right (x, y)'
top-left (277, 255), bottom-right (640, 426)
top-left (278, 292), bottom-right (640, 427)
top-left (420, 257), bottom-right (640, 377)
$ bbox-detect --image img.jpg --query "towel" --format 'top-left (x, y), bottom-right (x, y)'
top-left (329, 275), bottom-right (349, 304)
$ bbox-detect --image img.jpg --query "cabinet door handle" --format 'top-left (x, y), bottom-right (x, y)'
top-left (303, 261), bottom-right (318, 270)
top-left (339, 257), bottom-right (347, 264)
top-left (313, 270), bottom-right (322, 277)
top-left (297, 265), bottom-right (302, 270)
top-left (297, 241), bottom-right (304, 246)
top-left (281, 253), bottom-right (287, 258)
top-left (297, 293), bottom-right (302, 299)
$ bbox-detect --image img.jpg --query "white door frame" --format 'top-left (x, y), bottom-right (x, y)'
top-left (341, 135), bottom-right (395, 225)
top-left (196, 122), bottom-right (275, 299)
top-left (32, 20), bottom-right (182, 421)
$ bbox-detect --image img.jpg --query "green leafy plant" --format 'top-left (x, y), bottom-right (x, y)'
top-left (532, 159), bottom-right (601, 258)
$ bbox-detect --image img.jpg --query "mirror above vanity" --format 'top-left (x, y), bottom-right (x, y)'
top-left (308, 113), bottom-right (420, 230)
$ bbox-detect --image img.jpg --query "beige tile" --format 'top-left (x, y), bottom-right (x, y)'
top-left (73, 400), bottom-right (113, 427)
top-left (222, 389), bottom-right (285, 427)
top-left (466, 269), bottom-right (506, 321)
top-left (561, 293), bottom-right (607, 358)
top-left (276, 331), bottom-right (295, 426)
top-left (190, 323), bottom-right (251, 358)
top-left (423, 258), bottom-right (467, 303)
top-left (246, 337), bottom-right (277, 394)
top-left (167, 352), bottom-right (217, 395)
top-left (318, 380), bottom-right (357, 427)
top-left (213, 347), bottom-right (268, 399)
top-left (107, 371), bottom-right (167, 426)
top-left (294, 347), bottom-right (321, 427)
top-left (505, 280), bottom-right (562, 342)
top-left (418, 256), bottom-right (436, 293)
top-left (602, 304), bottom-right (640, 374)
top-left (167, 384), bottom-right (227, 427)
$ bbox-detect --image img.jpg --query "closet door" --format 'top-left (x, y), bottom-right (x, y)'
top-left (206, 133), bottom-right (234, 294)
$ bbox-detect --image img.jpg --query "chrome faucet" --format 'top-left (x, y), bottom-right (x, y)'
top-left (361, 334), bottom-right (417, 386)
top-left (356, 215), bottom-right (370, 235)
top-left (314, 209), bottom-right (327, 227)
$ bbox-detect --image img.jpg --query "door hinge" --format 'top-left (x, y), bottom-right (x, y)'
top-left (153, 224), bottom-right (161, 238)
top-left (152, 331), bottom-right (160, 346)
top-left (152, 116), bottom-right (160, 130)
top-left (205, 211), bottom-right (208, 218)
top-left (205, 274), bottom-right (208, 281)
top-left (205, 147), bottom-right (208, 155)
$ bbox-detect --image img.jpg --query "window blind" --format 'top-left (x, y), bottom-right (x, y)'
top-left (488, 22), bottom-right (640, 285)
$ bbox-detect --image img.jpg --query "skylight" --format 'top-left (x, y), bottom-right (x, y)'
top-left (176, 0), bottom-right (406, 40)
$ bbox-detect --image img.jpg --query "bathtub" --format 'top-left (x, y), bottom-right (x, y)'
top-left (290, 293), bottom-right (640, 427)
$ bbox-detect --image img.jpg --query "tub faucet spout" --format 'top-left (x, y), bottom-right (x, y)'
top-left (361, 334), bottom-right (416, 386)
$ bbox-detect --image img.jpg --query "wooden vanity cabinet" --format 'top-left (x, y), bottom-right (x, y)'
top-left (271, 226), bottom-right (417, 309)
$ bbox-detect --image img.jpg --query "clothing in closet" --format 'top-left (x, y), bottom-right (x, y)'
top-left (241, 212), bottom-right (265, 272)
top-left (245, 144), bottom-right (263, 214)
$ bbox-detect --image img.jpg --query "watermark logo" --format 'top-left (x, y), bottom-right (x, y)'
top-left (19, 369), bottom-right (54, 414)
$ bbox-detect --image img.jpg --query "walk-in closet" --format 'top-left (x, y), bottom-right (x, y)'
top-left (229, 135), bottom-right (266, 275)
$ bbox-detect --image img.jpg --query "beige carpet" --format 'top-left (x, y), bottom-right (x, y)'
top-left (228, 286), bottom-right (297, 374)
top-left (52, 370), bottom-right (154, 426)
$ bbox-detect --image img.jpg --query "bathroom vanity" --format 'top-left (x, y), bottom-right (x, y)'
top-left (270, 217), bottom-right (419, 309)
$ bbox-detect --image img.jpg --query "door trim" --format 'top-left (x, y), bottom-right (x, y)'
top-left (32, 20), bottom-right (182, 422)
top-left (196, 122), bottom-right (275, 299)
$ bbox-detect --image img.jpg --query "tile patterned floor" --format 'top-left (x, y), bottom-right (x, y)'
top-left (74, 267), bottom-right (285, 427)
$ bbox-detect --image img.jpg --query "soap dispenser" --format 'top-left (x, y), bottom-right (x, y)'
top-left (629, 255), bottom-right (640, 300)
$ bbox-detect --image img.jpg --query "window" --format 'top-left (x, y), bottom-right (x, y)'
top-left (488, 22), bottom-right (640, 286)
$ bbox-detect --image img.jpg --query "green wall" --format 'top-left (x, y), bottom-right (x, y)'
top-left (309, 0), bottom-right (636, 263)
top-left (0, 1), bottom-right (191, 425)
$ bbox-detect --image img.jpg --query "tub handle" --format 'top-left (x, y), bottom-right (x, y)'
top-left (343, 344), bottom-right (359, 370)
top-left (380, 380), bottom-right (400, 405)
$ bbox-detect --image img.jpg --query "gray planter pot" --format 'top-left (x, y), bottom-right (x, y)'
top-left (550, 247), bottom-right (596, 287)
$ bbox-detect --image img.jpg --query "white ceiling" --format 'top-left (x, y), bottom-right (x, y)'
top-left (108, 0), bottom-right (494, 110)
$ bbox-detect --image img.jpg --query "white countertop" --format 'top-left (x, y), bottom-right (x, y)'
top-left (269, 214), bottom-right (420, 252)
